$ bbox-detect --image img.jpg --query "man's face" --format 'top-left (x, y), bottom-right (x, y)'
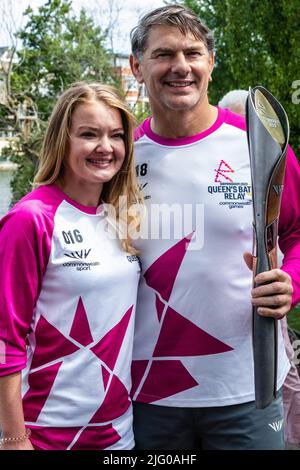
top-left (131, 25), bottom-right (214, 116)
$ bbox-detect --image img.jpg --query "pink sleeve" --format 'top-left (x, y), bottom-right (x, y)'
top-left (0, 206), bottom-right (53, 376)
top-left (279, 146), bottom-right (300, 307)
top-left (134, 119), bottom-right (148, 142)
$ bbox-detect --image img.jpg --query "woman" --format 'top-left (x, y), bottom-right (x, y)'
top-left (0, 82), bottom-right (142, 450)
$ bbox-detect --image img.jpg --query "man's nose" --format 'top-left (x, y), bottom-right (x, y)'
top-left (171, 53), bottom-right (191, 74)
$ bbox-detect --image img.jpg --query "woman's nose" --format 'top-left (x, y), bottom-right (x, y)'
top-left (95, 136), bottom-right (112, 152)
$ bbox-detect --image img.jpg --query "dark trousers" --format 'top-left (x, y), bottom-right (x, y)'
top-left (133, 390), bottom-right (284, 450)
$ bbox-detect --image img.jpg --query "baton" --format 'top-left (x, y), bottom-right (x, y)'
top-left (246, 86), bottom-right (289, 409)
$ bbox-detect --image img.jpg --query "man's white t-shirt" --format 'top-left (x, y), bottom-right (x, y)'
top-left (131, 107), bottom-right (300, 407)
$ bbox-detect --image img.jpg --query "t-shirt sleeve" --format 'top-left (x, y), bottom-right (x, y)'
top-left (0, 207), bottom-right (52, 376)
top-left (278, 146), bottom-right (300, 307)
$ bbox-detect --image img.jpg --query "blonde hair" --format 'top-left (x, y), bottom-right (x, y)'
top-left (34, 81), bottom-right (142, 254)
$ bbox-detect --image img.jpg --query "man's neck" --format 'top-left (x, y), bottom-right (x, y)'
top-left (150, 104), bottom-right (218, 139)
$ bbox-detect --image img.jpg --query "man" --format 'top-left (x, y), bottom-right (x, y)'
top-left (218, 89), bottom-right (300, 448)
top-left (129, 5), bottom-right (300, 449)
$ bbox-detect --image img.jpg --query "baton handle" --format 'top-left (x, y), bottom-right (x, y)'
top-left (252, 245), bottom-right (277, 409)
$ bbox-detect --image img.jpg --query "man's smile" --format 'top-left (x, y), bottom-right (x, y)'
top-left (164, 80), bottom-right (195, 88)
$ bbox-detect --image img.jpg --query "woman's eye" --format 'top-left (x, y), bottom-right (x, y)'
top-left (80, 132), bottom-right (96, 138)
top-left (113, 133), bottom-right (125, 139)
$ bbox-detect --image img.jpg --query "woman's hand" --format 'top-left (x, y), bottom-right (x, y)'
top-left (0, 373), bottom-right (35, 450)
top-left (0, 438), bottom-right (35, 450)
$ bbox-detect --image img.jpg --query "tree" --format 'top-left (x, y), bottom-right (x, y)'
top-left (184, 0), bottom-right (300, 156)
top-left (184, 0), bottom-right (237, 104)
top-left (0, 0), bottom-right (117, 204)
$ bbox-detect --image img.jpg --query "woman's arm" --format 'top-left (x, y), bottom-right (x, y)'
top-left (0, 372), bottom-right (34, 450)
top-left (0, 203), bottom-right (53, 451)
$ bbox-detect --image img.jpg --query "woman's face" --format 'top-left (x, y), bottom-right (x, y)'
top-left (63, 100), bottom-right (126, 202)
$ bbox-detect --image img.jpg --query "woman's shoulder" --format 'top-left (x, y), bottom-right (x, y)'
top-left (11, 185), bottom-right (63, 216)
top-left (1, 185), bottom-right (64, 231)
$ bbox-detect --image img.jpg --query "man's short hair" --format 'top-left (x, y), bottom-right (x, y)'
top-left (130, 5), bottom-right (214, 60)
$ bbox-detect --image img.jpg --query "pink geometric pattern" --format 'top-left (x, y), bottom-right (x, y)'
top-left (31, 316), bottom-right (79, 369)
top-left (23, 361), bottom-right (63, 422)
top-left (153, 306), bottom-right (233, 357)
top-left (132, 233), bottom-right (235, 403)
top-left (91, 305), bottom-right (134, 370)
top-left (90, 374), bottom-right (130, 423)
top-left (135, 360), bottom-right (198, 403)
top-left (144, 233), bottom-right (194, 302)
top-left (28, 425), bottom-right (81, 450)
top-left (71, 425), bottom-right (121, 450)
top-left (102, 365), bottom-right (110, 391)
top-left (25, 304), bottom-right (134, 444)
top-left (69, 297), bottom-right (93, 346)
top-left (155, 294), bottom-right (165, 322)
top-left (28, 424), bottom-right (121, 450)
top-left (130, 360), bottom-right (149, 398)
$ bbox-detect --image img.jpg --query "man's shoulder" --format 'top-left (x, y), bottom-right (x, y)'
top-left (220, 107), bottom-right (247, 132)
top-left (134, 117), bottom-right (150, 142)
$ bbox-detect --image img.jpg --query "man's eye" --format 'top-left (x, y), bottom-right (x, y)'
top-left (187, 51), bottom-right (202, 57)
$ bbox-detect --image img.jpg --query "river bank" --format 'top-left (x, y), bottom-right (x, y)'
top-left (0, 161), bottom-right (18, 171)
top-left (0, 168), bottom-right (15, 217)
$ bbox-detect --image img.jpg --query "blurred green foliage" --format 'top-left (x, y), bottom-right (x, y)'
top-left (184, 0), bottom-right (300, 157)
top-left (0, 0), bottom-right (117, 205)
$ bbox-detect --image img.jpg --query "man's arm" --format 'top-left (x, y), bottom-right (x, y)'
top-left (244, 253), bottom-right (293, 319)
top-left (244, 147), bottom-right (300, 319)
top-left (278, 147), bottom-right (300, 308)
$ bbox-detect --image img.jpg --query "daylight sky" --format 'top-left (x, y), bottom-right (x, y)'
top-left (0, 0), bottom-right (166, 53)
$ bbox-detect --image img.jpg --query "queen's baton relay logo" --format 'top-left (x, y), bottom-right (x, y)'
top-left (208, 160), bottom-right (252, 209)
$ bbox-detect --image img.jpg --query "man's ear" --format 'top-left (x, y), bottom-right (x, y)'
top-left (130, 54), bottom-right (144, 84)
top-left (208, 51), bottom-right (215, 81)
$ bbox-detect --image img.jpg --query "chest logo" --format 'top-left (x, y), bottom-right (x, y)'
top-left (64, 249), bottom-right (91, 260)
top-left (208, 160), bottom-right (252, 210)
top-left (214, 160), bottom-right (235, 183)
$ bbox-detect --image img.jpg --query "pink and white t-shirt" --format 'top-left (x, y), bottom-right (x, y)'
top-left (0, 184), bottom-right (140, 450)
top-left (131, 107), bottom-right (300, 407)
